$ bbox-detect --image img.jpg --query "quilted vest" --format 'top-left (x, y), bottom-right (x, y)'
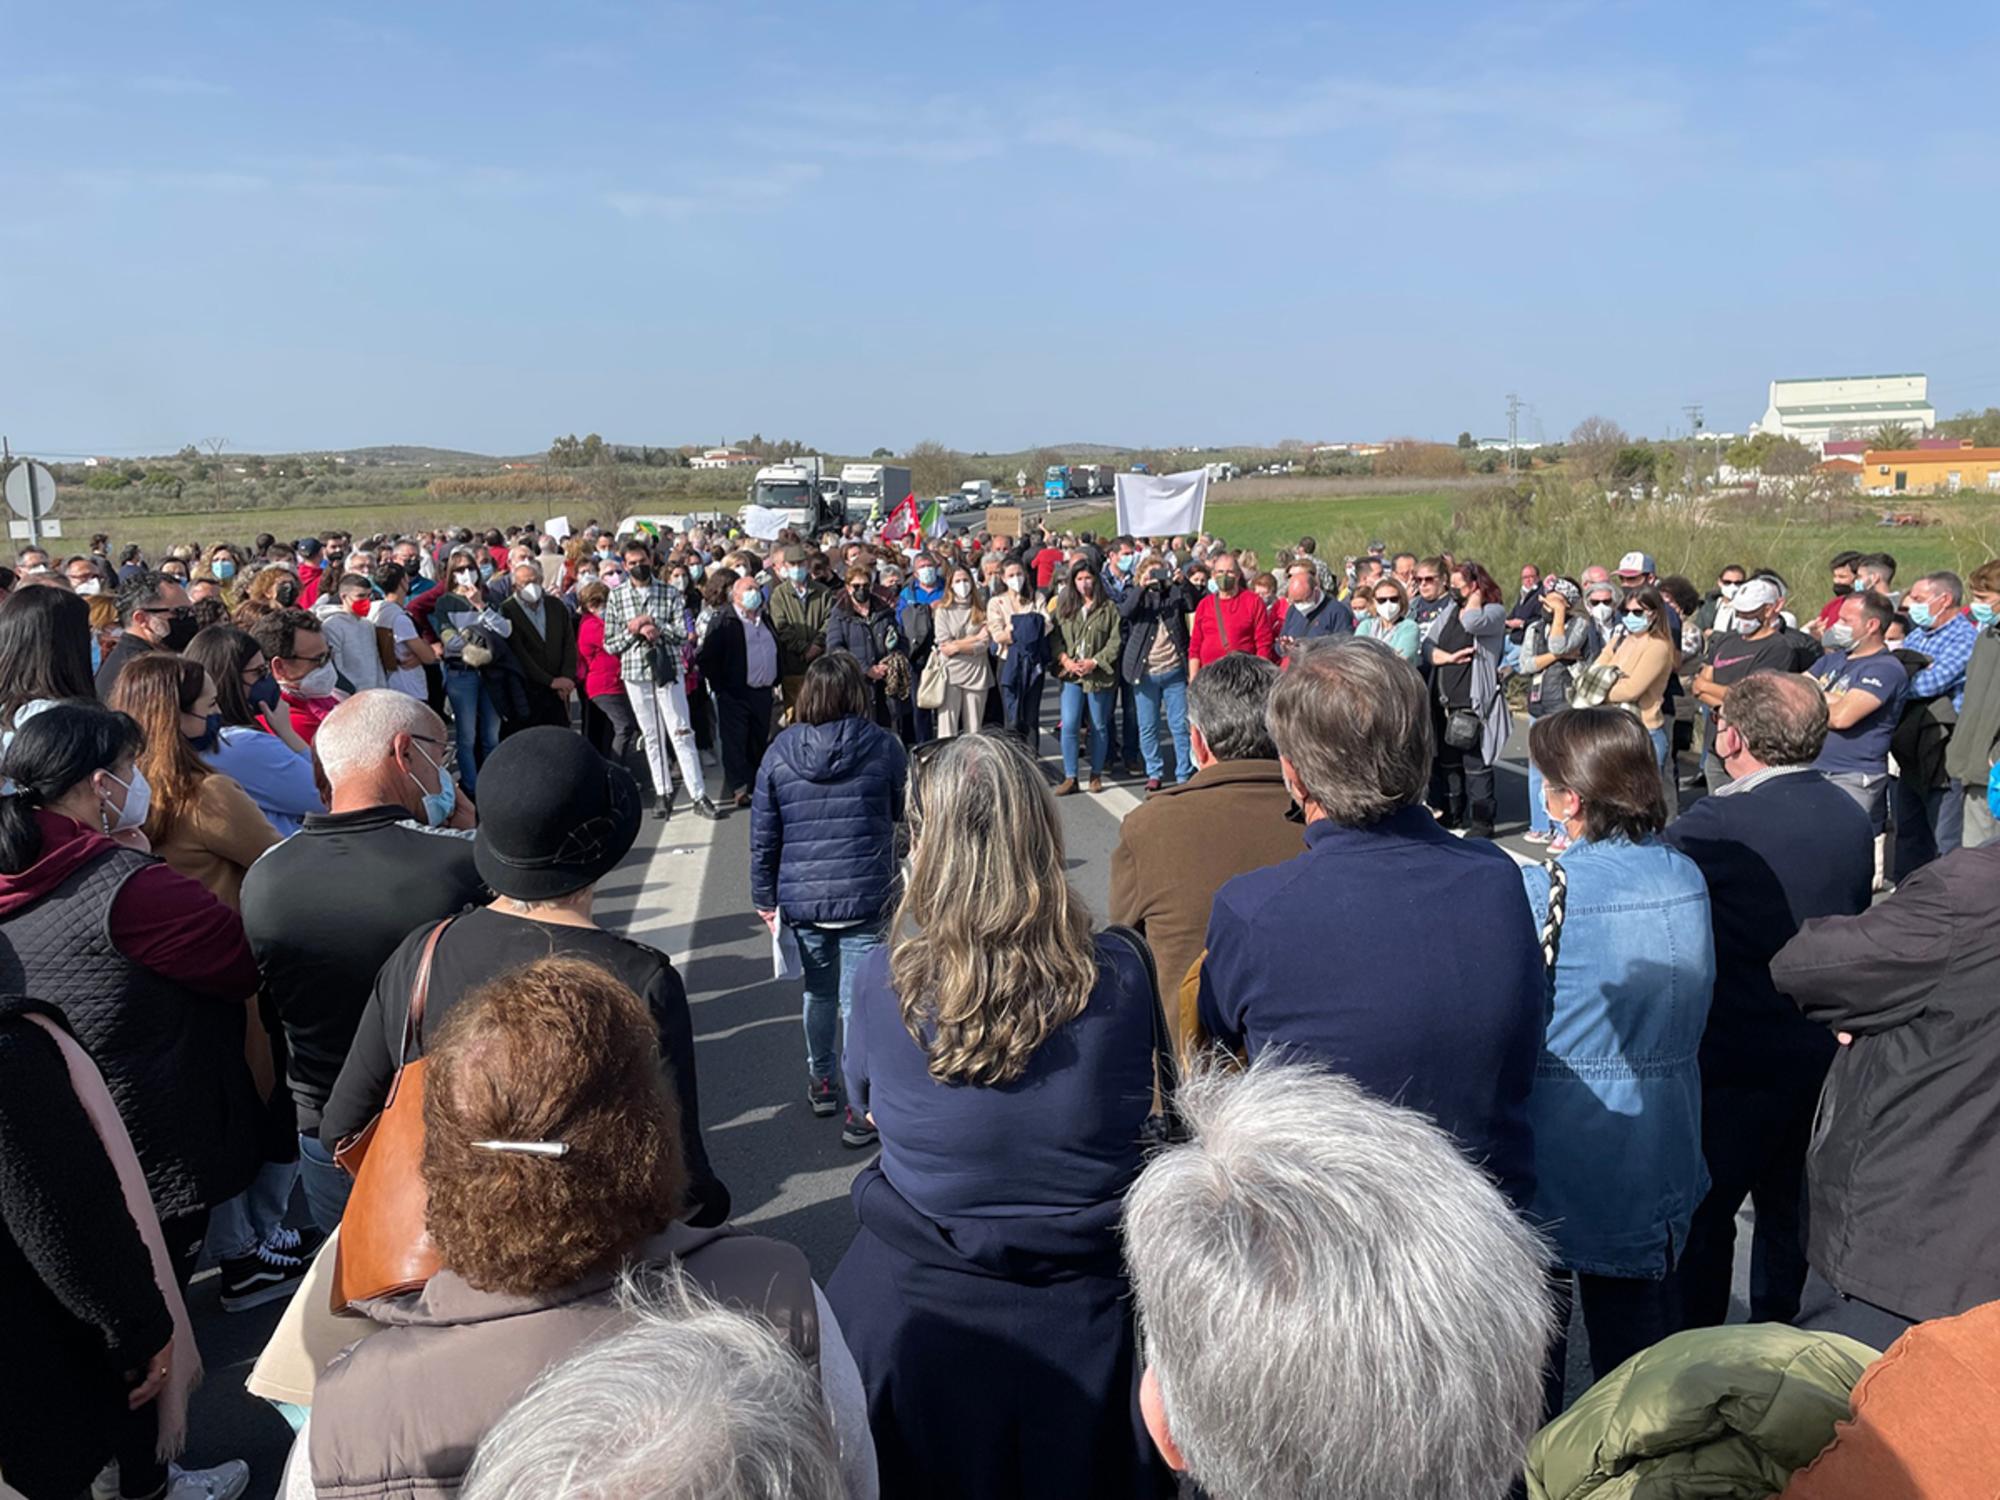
top-left (310, 1223), bottom-right (821, 1497)
top-left (0, 844), bottom-right (258, 1221)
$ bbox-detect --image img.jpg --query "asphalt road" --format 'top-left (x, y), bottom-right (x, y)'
top-left (180, 708), bottom-right (1747, 1497)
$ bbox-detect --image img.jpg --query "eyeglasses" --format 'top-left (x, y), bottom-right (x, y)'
top-left (282, 649), bottom-right (331, 668)
top-left (240, 662), bottom-right (271, 685)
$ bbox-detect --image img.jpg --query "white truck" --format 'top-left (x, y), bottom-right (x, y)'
top-left (744, 456), bottom-right (845, 533)
top-left (957, 479), bottom-right (993, 510)
top-left (839, 462), bottom-right (913, 524)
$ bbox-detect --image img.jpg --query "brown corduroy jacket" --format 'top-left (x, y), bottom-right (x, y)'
top-left (1107, 759), bottom-right (1302, 1054)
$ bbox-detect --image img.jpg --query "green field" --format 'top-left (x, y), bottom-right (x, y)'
top-left (1067, 481), bottom-right (2000, 592)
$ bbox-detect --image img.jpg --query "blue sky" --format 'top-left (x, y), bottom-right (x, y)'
top-left (6, 0), bottom-right (1999, 457)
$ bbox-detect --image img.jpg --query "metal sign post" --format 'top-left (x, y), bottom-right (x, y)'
top-left (4, 460), bottom-right (60, 544)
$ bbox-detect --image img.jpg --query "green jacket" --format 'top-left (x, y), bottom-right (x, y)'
top-left (1944, 627), bottom-right (2000, 786)
top-left (766, 581), bottom-right (833, 678)
top-left (1054, 601), bottom-right (1121, 692)
top-left (1527, 1325), bottom-right (1876, 1500)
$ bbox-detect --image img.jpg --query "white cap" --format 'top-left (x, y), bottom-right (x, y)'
top-left (1616, 551), bottom-right (1656, 576)
top-left (1732, 578), bottom-right (1781, 612)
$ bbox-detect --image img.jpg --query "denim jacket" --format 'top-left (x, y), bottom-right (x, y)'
top-left (1521, 835), bottom-right (1715, 1277)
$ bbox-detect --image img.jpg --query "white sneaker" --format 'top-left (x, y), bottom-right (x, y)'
top-left (164, 1461), bottom-right (252, 1500)
top-left (90, 1463), bottom-right (119, 1500)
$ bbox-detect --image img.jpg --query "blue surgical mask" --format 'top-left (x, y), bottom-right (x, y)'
top-left (1623, 612), bottom-right (1651, 633)
top-left (91, 636), bottom-right (103, 674)
top-left (789, 566), bottom-right (807, 584)
top-left (185, 712), bottom-right (223, 753)
top-left (1907, 600), bottom-right (1934, 629)
top-left (1973, 601), bottom-right (1997, 628)
top-left (410, 744), bottom-right (455, 828)
top-left (212, 559), bottom-right (236, 581)
top-left (1117, 553), bottom-right (1136, 573)
top-left (689, 564), bottom-right (706, 582)
top-left (917, 567), bottom-right (939, 588)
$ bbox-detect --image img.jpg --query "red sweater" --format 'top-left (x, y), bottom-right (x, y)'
top-left (1189, 589), bottom-right (1277, 667)
top-left (578, 613), bottom-right (624, 699)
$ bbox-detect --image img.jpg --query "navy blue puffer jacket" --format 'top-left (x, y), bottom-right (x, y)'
top-left (750, 717), bottom-right (908, 923)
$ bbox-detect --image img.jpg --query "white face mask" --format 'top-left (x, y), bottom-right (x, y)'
top-left (290, 663), bottom-right (338, 698)
top-left (1719, 581), bottom-right (1740, 599)
top-left (952, 580), bottom-right (973, 600)
top-left (1588, 602), bottom-right (1615, 625)
top-left (100, 766), bottom-right (152, 833)
top-left (517, 582), bottom-right (544, 606)
top-left (1005, 574), bottom-right (1025, 592)
top-left (454, 569), bottom-right (479, 588)
top-left (1374, 599), bottom-right (1402, 622)
top-left (74, 579), bottom-right (103, 597)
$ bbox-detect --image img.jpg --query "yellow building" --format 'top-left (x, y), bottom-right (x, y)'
top-left (1860, 444), bottom-right (2000, 496)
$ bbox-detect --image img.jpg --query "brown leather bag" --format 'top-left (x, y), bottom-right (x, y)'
top-left (329, 917), bottom-right (452, 1315)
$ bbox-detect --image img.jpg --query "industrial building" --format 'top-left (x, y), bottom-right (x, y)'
top-left (1859, 442), bottom-right (2000, 496)
top-left (1753, 373), bottom-right (1935, 444)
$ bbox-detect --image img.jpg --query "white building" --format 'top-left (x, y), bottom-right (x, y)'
top-left (1753, 373), bottom-right (1934, 444)
top-left (689, 448), bottom-right (759, 470)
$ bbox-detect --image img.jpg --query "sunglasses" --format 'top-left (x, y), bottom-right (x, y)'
top-left (1415, 574), bottom-right (1440, 583)
top-left (1372, 594), bottom-right (1400, 604)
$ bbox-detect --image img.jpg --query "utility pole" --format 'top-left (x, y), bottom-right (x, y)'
top-left (1505, 393), bottom-right (1522, 474)
top-left (1683, 404), bottom-right (1704, 495)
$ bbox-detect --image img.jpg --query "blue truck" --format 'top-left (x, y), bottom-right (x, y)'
top-left (1044, 464), bottom-right (1071, 501)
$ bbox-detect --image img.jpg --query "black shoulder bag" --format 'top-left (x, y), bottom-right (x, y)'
top-left (1101, 923), bottom-right (1187, 1149)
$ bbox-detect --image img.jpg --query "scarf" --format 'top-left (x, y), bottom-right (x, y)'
top-left (23, 1014), bottom-right (201, 1461)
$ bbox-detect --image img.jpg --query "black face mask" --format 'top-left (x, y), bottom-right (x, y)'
top-left (161, 612), bottom-right (199, 652)
top-left (629, 563), bottom-right (654, 584)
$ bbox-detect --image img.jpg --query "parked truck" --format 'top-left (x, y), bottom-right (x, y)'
top-left (744, 456), bottom-right (846, 533)
top-left (839, 462), bottom-right (913, 524)
top-left (1070, 463), bottom-right (1112, 497)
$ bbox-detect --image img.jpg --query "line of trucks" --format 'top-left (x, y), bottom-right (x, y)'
top-left (735, 453), bottom-right (1236, 535)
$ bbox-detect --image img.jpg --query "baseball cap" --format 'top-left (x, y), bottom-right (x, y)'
top-left (295, 537), bottom-right (323, 559)
top-left (1731, 578), bottom-right (1781, 613)
top-left (1616, 551), bottom-right (1655, 577)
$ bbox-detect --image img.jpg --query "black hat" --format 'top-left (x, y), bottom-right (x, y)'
top-left (472, 728), bottom-right (641, 901)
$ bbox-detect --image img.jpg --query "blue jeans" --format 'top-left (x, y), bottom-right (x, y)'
top-left (1134, 670), bottom-right (1192, 782)
top-left (444, 664), bottom-right (501, 795)
top-left (1891, 774), bottom-right (1964, 879)
top-left (796, 924), bottom-right (883, 1084)
top-left (299, 1131), bottom-right (352, 1235)
top-left (207, 1157), bottom-right (299, 1260)
top-left (1060, 681), bottom-right (1114, 778)
top-left (1649, 725), bottom-right (1670, 769)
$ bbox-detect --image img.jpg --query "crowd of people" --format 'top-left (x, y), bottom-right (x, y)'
top-left (0, 517), bottom-right (1995, 1500)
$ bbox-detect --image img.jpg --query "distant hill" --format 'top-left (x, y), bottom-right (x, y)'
top-left (333, 445), bottom-right (497, 466)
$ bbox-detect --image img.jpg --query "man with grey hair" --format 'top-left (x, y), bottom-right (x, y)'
top-left (1195, 638), bottom-right (1545, 1209)
top-left (241, 690), bottom-right (483, 1232)
top-left (1124, 1059), bottom-right (1554, 1500)
top-left (1110, 654), bottom-right (1301, 1042)
top-left (456, 1280), bottom-right (871, 1500)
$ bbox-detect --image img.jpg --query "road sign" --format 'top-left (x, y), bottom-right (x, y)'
top-left (9, 518), bottom-right (61, 539)
top-left (5, 461), bottom-right (56, 520)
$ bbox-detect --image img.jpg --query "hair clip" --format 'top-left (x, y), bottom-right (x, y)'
top-left (472, 1140), bottom-right (570, 1158)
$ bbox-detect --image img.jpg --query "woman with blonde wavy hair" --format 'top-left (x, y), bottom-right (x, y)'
top-left (827, 731), bottom-right (1172, 1500)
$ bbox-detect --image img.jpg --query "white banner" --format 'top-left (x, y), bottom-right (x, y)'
top-left (740, 505), bottom-right (788, 541)
top-left (1114, 468), bottom-right (1208, 537)
top-left (543, 514), bottom-right (572, 541)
